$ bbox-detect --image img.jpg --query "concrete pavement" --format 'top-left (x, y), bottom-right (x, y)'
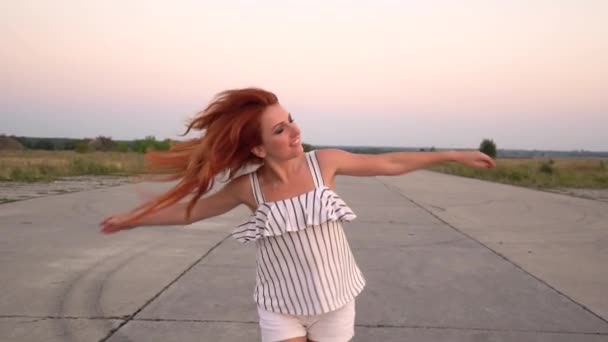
top-left (1, 170), bottom-right (607, 341)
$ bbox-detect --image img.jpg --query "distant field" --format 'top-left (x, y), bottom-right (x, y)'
top-left (1, 150), bottom-right (607, 189)
top-left (430, 157), bottom-right (608, 189)
top-left (0, 150), bottom-right (145, 182)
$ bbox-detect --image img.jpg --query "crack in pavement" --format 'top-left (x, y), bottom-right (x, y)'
top-left (126, 318), bottom-right (608, 335)
top-left (0, 315), bottom-right (127, 320)
top-left (377, 178), bottom-right (608, 328)
top-left (97, 233), bottom-right (231, 342)
top-left (5, 315), bottom-right (608, 336)
top-left (355, 323), bottom-right (608, 336)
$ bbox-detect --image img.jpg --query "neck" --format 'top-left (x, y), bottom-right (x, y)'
top-left (261, 154), bottom-right (305, 185)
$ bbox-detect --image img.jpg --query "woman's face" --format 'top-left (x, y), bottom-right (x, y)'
top-left (255, 103), bottom-right (303, 161)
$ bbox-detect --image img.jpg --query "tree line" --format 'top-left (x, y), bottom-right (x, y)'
top-left (1, 134), bottom-right (496, 158)
top-left (0, 135), bottom-right (173, 153)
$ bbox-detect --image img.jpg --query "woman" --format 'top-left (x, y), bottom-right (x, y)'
top-left (99, 88), bottom-right (495, 342)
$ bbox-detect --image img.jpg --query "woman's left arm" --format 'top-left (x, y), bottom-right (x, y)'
top-left (317, 149), bottom-right (496, 177)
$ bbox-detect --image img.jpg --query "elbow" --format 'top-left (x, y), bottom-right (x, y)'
top-left (383, 161), bottom-right (406, 176)
top-left (383, 163), bottom-right (414, 176)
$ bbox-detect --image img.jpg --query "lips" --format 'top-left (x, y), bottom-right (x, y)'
top-left (290, 137), bottom-right (301, 146)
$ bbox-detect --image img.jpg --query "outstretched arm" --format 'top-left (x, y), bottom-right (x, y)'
top-left (318, 149), bottom-right (495, 177)
top-left (99, 176), bottom-right (247, 234)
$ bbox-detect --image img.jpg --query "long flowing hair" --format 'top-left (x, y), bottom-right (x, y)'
top-left (124, 88), bottom-right (278, 225)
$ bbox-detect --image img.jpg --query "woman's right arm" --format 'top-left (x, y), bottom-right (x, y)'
top-left (99, 176), bottom-right (247, 234)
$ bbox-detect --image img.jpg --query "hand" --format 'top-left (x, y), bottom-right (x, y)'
top-left (454, 151), bottom-right (496, 169)
top-left (99, 212), bottom-right (137, 235)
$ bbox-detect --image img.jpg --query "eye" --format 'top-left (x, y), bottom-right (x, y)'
top-left (273, 115), bottom-right (294, 134)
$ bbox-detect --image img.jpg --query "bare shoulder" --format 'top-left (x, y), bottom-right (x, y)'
top-left (222, 172), bottom-right (250, 197)
top-left (314, 148), bottom-right (345, 169)
top-left (223, 172), bottom-right (257, 211)
top-left (312, 149), bottom-right (350, 186)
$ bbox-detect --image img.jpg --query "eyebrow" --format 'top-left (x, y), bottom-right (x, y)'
top-left (272, 113), bottom-right (292, 130)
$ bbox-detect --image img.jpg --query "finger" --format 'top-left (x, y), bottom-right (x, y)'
top-left (101, 225), bottom-right (118, 234)
top-left (478, 160), bottom-right (492, 168)
top-left (479, 157), bottom-right (494, 168)
top-left (99, 217), bottom-right (111, 225)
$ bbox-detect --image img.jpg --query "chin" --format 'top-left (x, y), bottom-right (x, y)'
top-left (271, 145), bottom-right (304, 161)
top-left (286, 145), bottom-right (304, 158)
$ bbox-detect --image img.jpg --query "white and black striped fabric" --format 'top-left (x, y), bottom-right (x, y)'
top-left (232, 150), bottom-right (366, 315)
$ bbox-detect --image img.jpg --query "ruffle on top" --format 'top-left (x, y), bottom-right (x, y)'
top-left (232, 186), bottom-right (356, 244)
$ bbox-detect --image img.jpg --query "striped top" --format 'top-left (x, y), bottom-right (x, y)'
top-left (232, 150), bottom-right (366, 315)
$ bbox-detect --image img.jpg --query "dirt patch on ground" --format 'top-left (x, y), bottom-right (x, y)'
top-left (548, 188), bottom-right (608, 203)
top-left (0, 176), bottom-right (138, 203)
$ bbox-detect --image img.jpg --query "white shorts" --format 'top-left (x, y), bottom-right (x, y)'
top-left (257, 300), bottom-right (356, 342)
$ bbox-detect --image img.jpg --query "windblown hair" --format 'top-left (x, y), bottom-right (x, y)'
top-left (125, 88), bottom-right (278, 225)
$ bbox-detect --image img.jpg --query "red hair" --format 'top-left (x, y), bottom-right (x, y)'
top-left (125, 88), bottom-right (278, 225)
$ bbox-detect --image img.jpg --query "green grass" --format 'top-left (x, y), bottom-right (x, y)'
top-left (430, 157), bottom-right (608, 189)
top-left (2, 151), bottom-right (607, 190)
top-left (0, 150), bottom-right (145, 182)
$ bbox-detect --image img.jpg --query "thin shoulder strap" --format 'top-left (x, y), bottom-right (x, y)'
top-left (305, 150), bottom-right (325, 187)
top-left (249, 172), bottom-right (265, 204)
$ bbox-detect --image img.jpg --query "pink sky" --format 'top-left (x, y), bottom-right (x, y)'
top-left (1, 0), bottom-right (607, 150)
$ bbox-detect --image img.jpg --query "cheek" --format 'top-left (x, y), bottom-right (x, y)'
top-left (277, 135), bottom-right (293, 148)
top-left (266, 135), bottom-right (292, 152)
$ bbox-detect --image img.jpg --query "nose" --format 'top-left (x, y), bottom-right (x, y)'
top-left (289, 122), bottom-right (300, 137)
